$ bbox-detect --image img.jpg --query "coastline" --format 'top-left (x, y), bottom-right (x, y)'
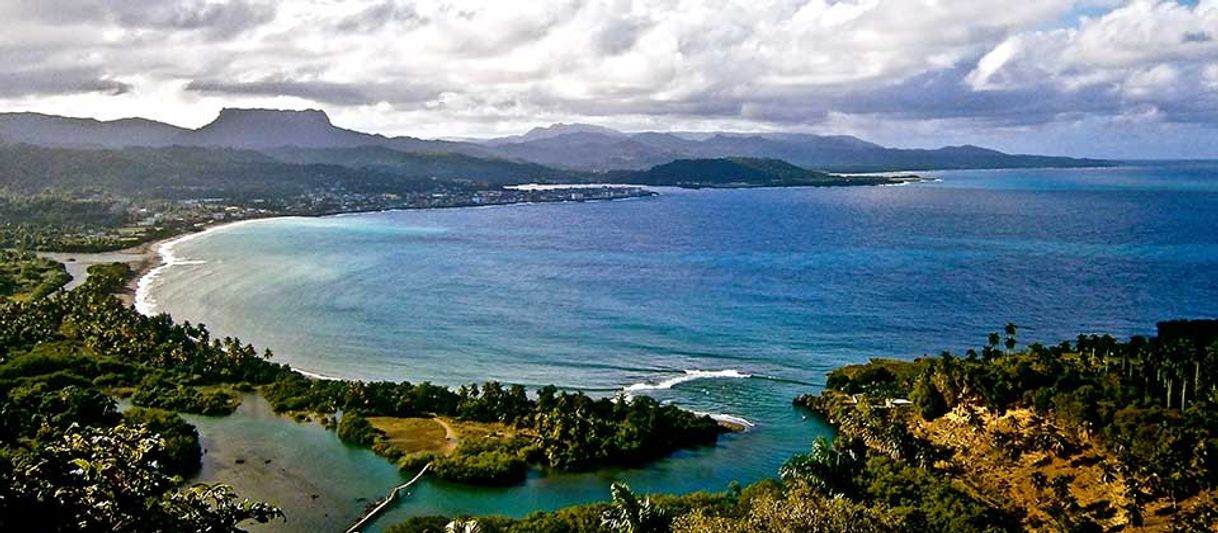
top-left (128, 190), bottom-right (661, 317)
top-left (49, 174), bottom-right (938, 306)
top-left (132, 216), bottom-right (296, 316)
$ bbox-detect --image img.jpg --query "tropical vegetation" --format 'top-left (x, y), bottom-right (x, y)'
top-left (393, 322), bottom-right (1218, 532)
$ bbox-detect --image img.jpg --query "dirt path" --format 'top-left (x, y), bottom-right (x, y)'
top-left (433, 417), bottom-right (459, 453)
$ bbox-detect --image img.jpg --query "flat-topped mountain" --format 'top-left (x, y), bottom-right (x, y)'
top-left (191, 108), bottom-right (361, 148)
top-left (0, 108), bottom-right (495, 157)
top-left (0, 109), bottom-right (1110, 172)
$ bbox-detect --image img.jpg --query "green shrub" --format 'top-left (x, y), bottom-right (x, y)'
top-left (431, 437), bottom-right (531, 486)
top-left (123, 407), bottom-right (202, 477)
top-left (337, 411), bottom-right (380, 446)
top-left (131, 384), bottom-right (240, 415)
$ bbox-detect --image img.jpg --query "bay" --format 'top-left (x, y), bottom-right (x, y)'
top-left (144, 162), bottom-right (1218, 531)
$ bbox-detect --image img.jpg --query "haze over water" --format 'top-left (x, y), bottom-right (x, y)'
top-left (147, 163), bottom-right (1218, 531)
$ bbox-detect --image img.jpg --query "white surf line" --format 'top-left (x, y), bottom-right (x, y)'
top-left (621, 369), bottom-right (756, 428)
top-left (503, 182), bottom-right (655, 191)
top-left (623, 369), bottom-right (752, 393)
top-left (697, 411), bottom-right (756, 429)
top-left (134, 217), bottom-right (295, 316)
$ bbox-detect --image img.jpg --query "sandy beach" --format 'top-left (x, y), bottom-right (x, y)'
top-left (37, 217), bottom-right (284, 307)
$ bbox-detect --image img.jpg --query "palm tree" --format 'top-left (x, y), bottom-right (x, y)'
top-left (779, 436), bottom-right (858, 491)
top-left (1206, 341), bottom-right (1218, 395)
top-left (601, 482), bottom-right (666, 533)
top-left (1003, 322), bottom-right (1018, 354)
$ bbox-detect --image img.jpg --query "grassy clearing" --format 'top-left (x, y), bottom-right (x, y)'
top-left (366, 416), bottom-right (527, 457)
top-left (367, 417), bottom-right (451, 455)
top-left (440, 417), bottom-right (524, 440)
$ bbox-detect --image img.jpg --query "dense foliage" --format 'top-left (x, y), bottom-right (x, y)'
top-left (131, 383), bottom-right (241, 415)
top-left (336, 410), bottom-right (379, 446)
top-left (399, 323), bottom-right (1218, 533)
top-left (266, 376), bottom-right (726, 484)
top-left (0, 265), bottom-right (285, 530)
top-left (799, 321), bottom-right (1218, 530)
top-left (423, 436), bottom-right (533, 486)
top-left (0, 424), bottom-right (281, 532)
top-left (848, 322), bottom-right (1218, 501)
top-left (387, 482), bottom-right (731, 533)
top-left (122, 407), bottom-right (203, 477)
top-left (0, 250), bottom-right (70, 299)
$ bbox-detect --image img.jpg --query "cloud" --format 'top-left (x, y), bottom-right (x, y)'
top-left (966, 0), bottom-right (1218, 123)
top-left (4, 0), bottom-right (276, 38)
top-left (0, 68), bottom-right (131, 98)
top-left (332, 1), bottom-right (426, 33)
top-left (0, 0), bottom-right (1216, 156)
top-left (185, 77), bottom-right (441, 106)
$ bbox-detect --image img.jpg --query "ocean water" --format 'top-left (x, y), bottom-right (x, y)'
top-left (144, 162), bottom-right (1218, 531)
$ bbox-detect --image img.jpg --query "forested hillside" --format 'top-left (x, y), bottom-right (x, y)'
top-left (392, 323), bottom-right (1218, 532)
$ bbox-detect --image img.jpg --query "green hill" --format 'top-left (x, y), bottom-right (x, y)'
top-left (611, 157), bottom-right (910, 187)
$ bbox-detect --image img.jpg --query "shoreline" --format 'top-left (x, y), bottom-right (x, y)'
top-left (133, 216), bottom-right (296, 315)
top-left (128, 190), bottom-right (661, 317)
top-left (45, 173), bottom-right (932, 300)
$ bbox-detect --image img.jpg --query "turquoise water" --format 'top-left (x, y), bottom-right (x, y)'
top-left (149, 163), bottom-right (1218, 531)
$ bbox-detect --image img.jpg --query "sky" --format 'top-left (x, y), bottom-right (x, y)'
top-left (1, 0), bottom-right (1217, 158)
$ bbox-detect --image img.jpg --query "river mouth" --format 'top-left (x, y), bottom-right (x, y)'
top-left (183, 394), bottom-right (405, 532)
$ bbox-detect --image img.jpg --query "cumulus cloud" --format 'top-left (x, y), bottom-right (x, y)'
top-left (967, 0), bottom-right (1218, 122)
top-left (4, 0), bottom-right (276, 37)
top-left (0, 0), bottom-right (1216, 156)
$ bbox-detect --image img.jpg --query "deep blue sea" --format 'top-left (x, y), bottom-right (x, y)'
top-left (144, 162), bottom-right (1218, 531)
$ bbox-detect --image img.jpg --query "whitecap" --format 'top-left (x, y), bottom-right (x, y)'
top-left (703, 412), bottom-right (756, 429)
top-left (623, 369), bottom-right (752, 393)
top-left (292, 367), bottom-right (342, 381)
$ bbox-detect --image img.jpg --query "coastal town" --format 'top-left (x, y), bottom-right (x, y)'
top-left (2, 185), bottom-right (656, 254)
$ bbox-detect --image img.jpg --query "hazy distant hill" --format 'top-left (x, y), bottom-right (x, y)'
top-left (0, 109), bottom-right (1110, 172)
top-left (0, 143), bottom-right (588, 199)
top-left (483, 123), bottom-right (627, 145)
top-left (0, 112), bottom-right (190, 148)
top-left (477, 126), bottom-right (1110, 172)
top-left (488, 133), bottom-right (675, 171)
top-left (265, 145), bottom-right (582, 185)
top-left (0, 144), bottom-right (378, 198)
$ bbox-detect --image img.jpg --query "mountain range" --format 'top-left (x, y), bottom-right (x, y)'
top-left (0, 108), bottom-right (1108, 174)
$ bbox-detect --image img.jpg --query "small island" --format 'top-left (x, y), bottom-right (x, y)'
top-left (609, 157), bottom-right (924, 188)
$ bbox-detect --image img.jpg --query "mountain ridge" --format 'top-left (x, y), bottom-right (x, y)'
top-left (0, 108), bottom-right (1111, 172)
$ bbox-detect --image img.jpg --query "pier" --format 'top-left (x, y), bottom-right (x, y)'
top-left (345, 463), bottom-right (432, 533)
